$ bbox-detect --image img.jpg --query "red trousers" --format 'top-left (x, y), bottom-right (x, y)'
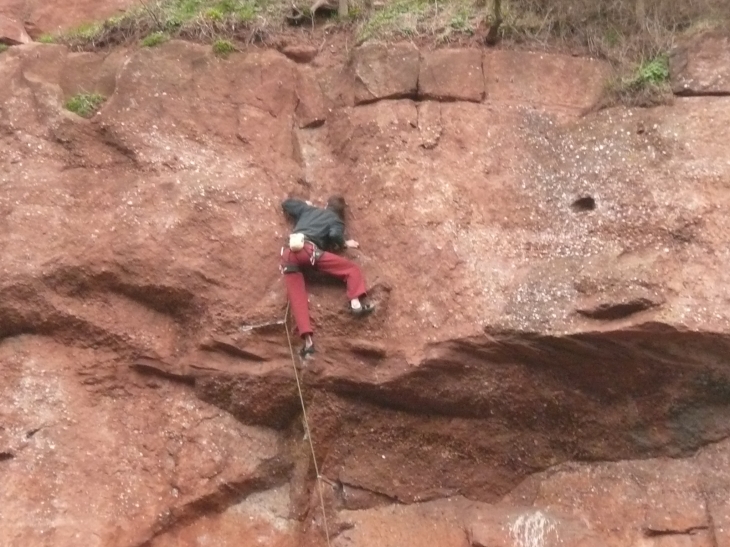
top-left (281, 242), bottom-right (367, 337)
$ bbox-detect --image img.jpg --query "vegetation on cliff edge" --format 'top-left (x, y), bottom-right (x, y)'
top-left (38, 0), bottom-right (727, 105)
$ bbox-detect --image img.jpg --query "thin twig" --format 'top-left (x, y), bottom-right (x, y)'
top-left (138, 0), bottom-right (164, 31)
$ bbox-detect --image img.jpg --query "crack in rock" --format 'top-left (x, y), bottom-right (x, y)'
top-left (645, 525), bottom-right (710, 537)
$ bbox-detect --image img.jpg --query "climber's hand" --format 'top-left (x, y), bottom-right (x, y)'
top-left (345, 239), bottom-right (359, 249)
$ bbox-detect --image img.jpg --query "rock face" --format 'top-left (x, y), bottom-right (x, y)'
top-left (0, 14), bottom-right (31, 45)
top-left (2, 36), bottom-right (730, 546)
top-left (352, 42), bottom-right (420, 105)
top-left (670, 30), bottom-right (730, 95)
top-left (1, 0), bottom-right (136, 37)
top-left (483, 50), bottom-right (611, 110)
top-left (281, 43), bottom-right (319, 64)
top-left (419, 48), bottom-right (484, 102)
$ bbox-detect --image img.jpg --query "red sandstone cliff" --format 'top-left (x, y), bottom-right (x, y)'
top-left (2, 14), bottom-right (730, 547)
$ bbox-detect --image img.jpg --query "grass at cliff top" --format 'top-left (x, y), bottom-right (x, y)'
top-left (47, 0), bottom-right (727, 65)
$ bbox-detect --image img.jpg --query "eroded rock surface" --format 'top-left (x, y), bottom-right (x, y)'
top-left (2, 34), bottom-right (730, 546)
top-left (0, 14), bottom-right (31, 45)
top-left (419, 48), bottom-right (484, 102)
top-left (670, 30), bottom-right (730, 96)
top-left (1, 0), bottom-right (136, 37)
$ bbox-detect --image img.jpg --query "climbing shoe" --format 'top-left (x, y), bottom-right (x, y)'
top-left (351, 302), bottom-right (376, 317)
top-left (299, 342), bottom-right (315, 359)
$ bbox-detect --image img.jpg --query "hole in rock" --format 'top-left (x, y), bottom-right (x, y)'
top-left (571, 196), bottom-right (596, 212)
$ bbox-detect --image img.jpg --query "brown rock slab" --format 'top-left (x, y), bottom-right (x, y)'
top-left (198, 335), bottom-right (269, 361)
top-left (339, 484), bottom-right (393, 510)
top-left (0, 14), bottom-right (31, 45)
top-left (151, 486), bottom-right (299, 547)
top-left (670, 31), bottom-right (730, 95)
top-left (9, 0), bottom-right (136, 37)
top-left (572, 254), bottom-right (666, 320)
top-left (95, 48), bottom-right (126, 97)
top-left (483, 50), bottom-right (610, 110)
top-left (99, 41), bottom-right (301, 170)
top-left (576, 290), bottom-right (663, 320)
top-left (418, 48), bottom-right (484, 102)
top-left (281, 43), bottom-right (318, 63)
top-left (336, 501), bottom-right (602, 547)
top-left (0, 338), bottom-right (283, 547)
top-left (60, 52), bottom-right (107, 98)
top-left (708, 502), bottom-right (730, 547)
top-left (335, 499), bottom-right (471, 547)
top-left (6, 42), bottom-right (69, 84)
top-left (647, 532), bottom-right (715, 547)
top-left (230, 49), bottom-right (299, 118)
top-left (525, 453), bottom-right (721, 546)
top-left (352, 42), bottom-right (420, 105)
top-left (58, 48), bottom-right (127, 101)
top-left (0, 43), bottom-right (70, 136)
top-left (468, 509), bottom-right (604, 547)
top-left (295, 68), bottom-right (328, 128)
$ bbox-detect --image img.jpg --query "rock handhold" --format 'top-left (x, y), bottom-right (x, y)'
top-left (0, 15), bottom-right (32, 46)
top-left (199, 335), bottom-right (269, 362)
top-left (352, 42), bottom-right (420, 105)
top-left (281, 44), bottom-right (318, 64)
top-left (131, 356), bottom-right (196, 384)
top-left (670, 31), bottom-right (730, 96)
top-left (577, 298), bottom-right (659, 320)
top-left (575, 280), bottom-right (664, 321)
top-left (418, 49), bottom-right (484, 103)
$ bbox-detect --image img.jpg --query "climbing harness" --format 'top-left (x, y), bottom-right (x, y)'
top-left (284, 301), bottom-right (332, 547)
top-left (280, 238), bottom-right (321, 274)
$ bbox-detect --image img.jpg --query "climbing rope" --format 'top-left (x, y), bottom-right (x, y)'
top-left (284, 302), bottom-right (332, 547)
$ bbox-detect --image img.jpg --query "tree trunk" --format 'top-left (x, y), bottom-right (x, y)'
top-left (485, 0), bottom-right (502, 45)
top-left (339, 0), bottom-right (348, 18)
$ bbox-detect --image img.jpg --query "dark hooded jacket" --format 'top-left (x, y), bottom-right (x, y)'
top-left (282, 199), bottom-right (346, 251)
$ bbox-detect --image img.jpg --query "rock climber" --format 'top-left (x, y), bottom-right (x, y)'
top-left (280, 195), bottom-right (375, 358)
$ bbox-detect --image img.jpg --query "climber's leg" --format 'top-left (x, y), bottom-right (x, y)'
top-left (314, 251), bottom-right (374, 315)
top-left (281, 247), bottom-right (316, 357)
top-left (283, 270), bottom-right (313, 337)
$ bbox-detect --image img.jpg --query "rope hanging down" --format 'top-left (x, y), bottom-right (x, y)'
top-left (284, 302), bottom-right (332, 547)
